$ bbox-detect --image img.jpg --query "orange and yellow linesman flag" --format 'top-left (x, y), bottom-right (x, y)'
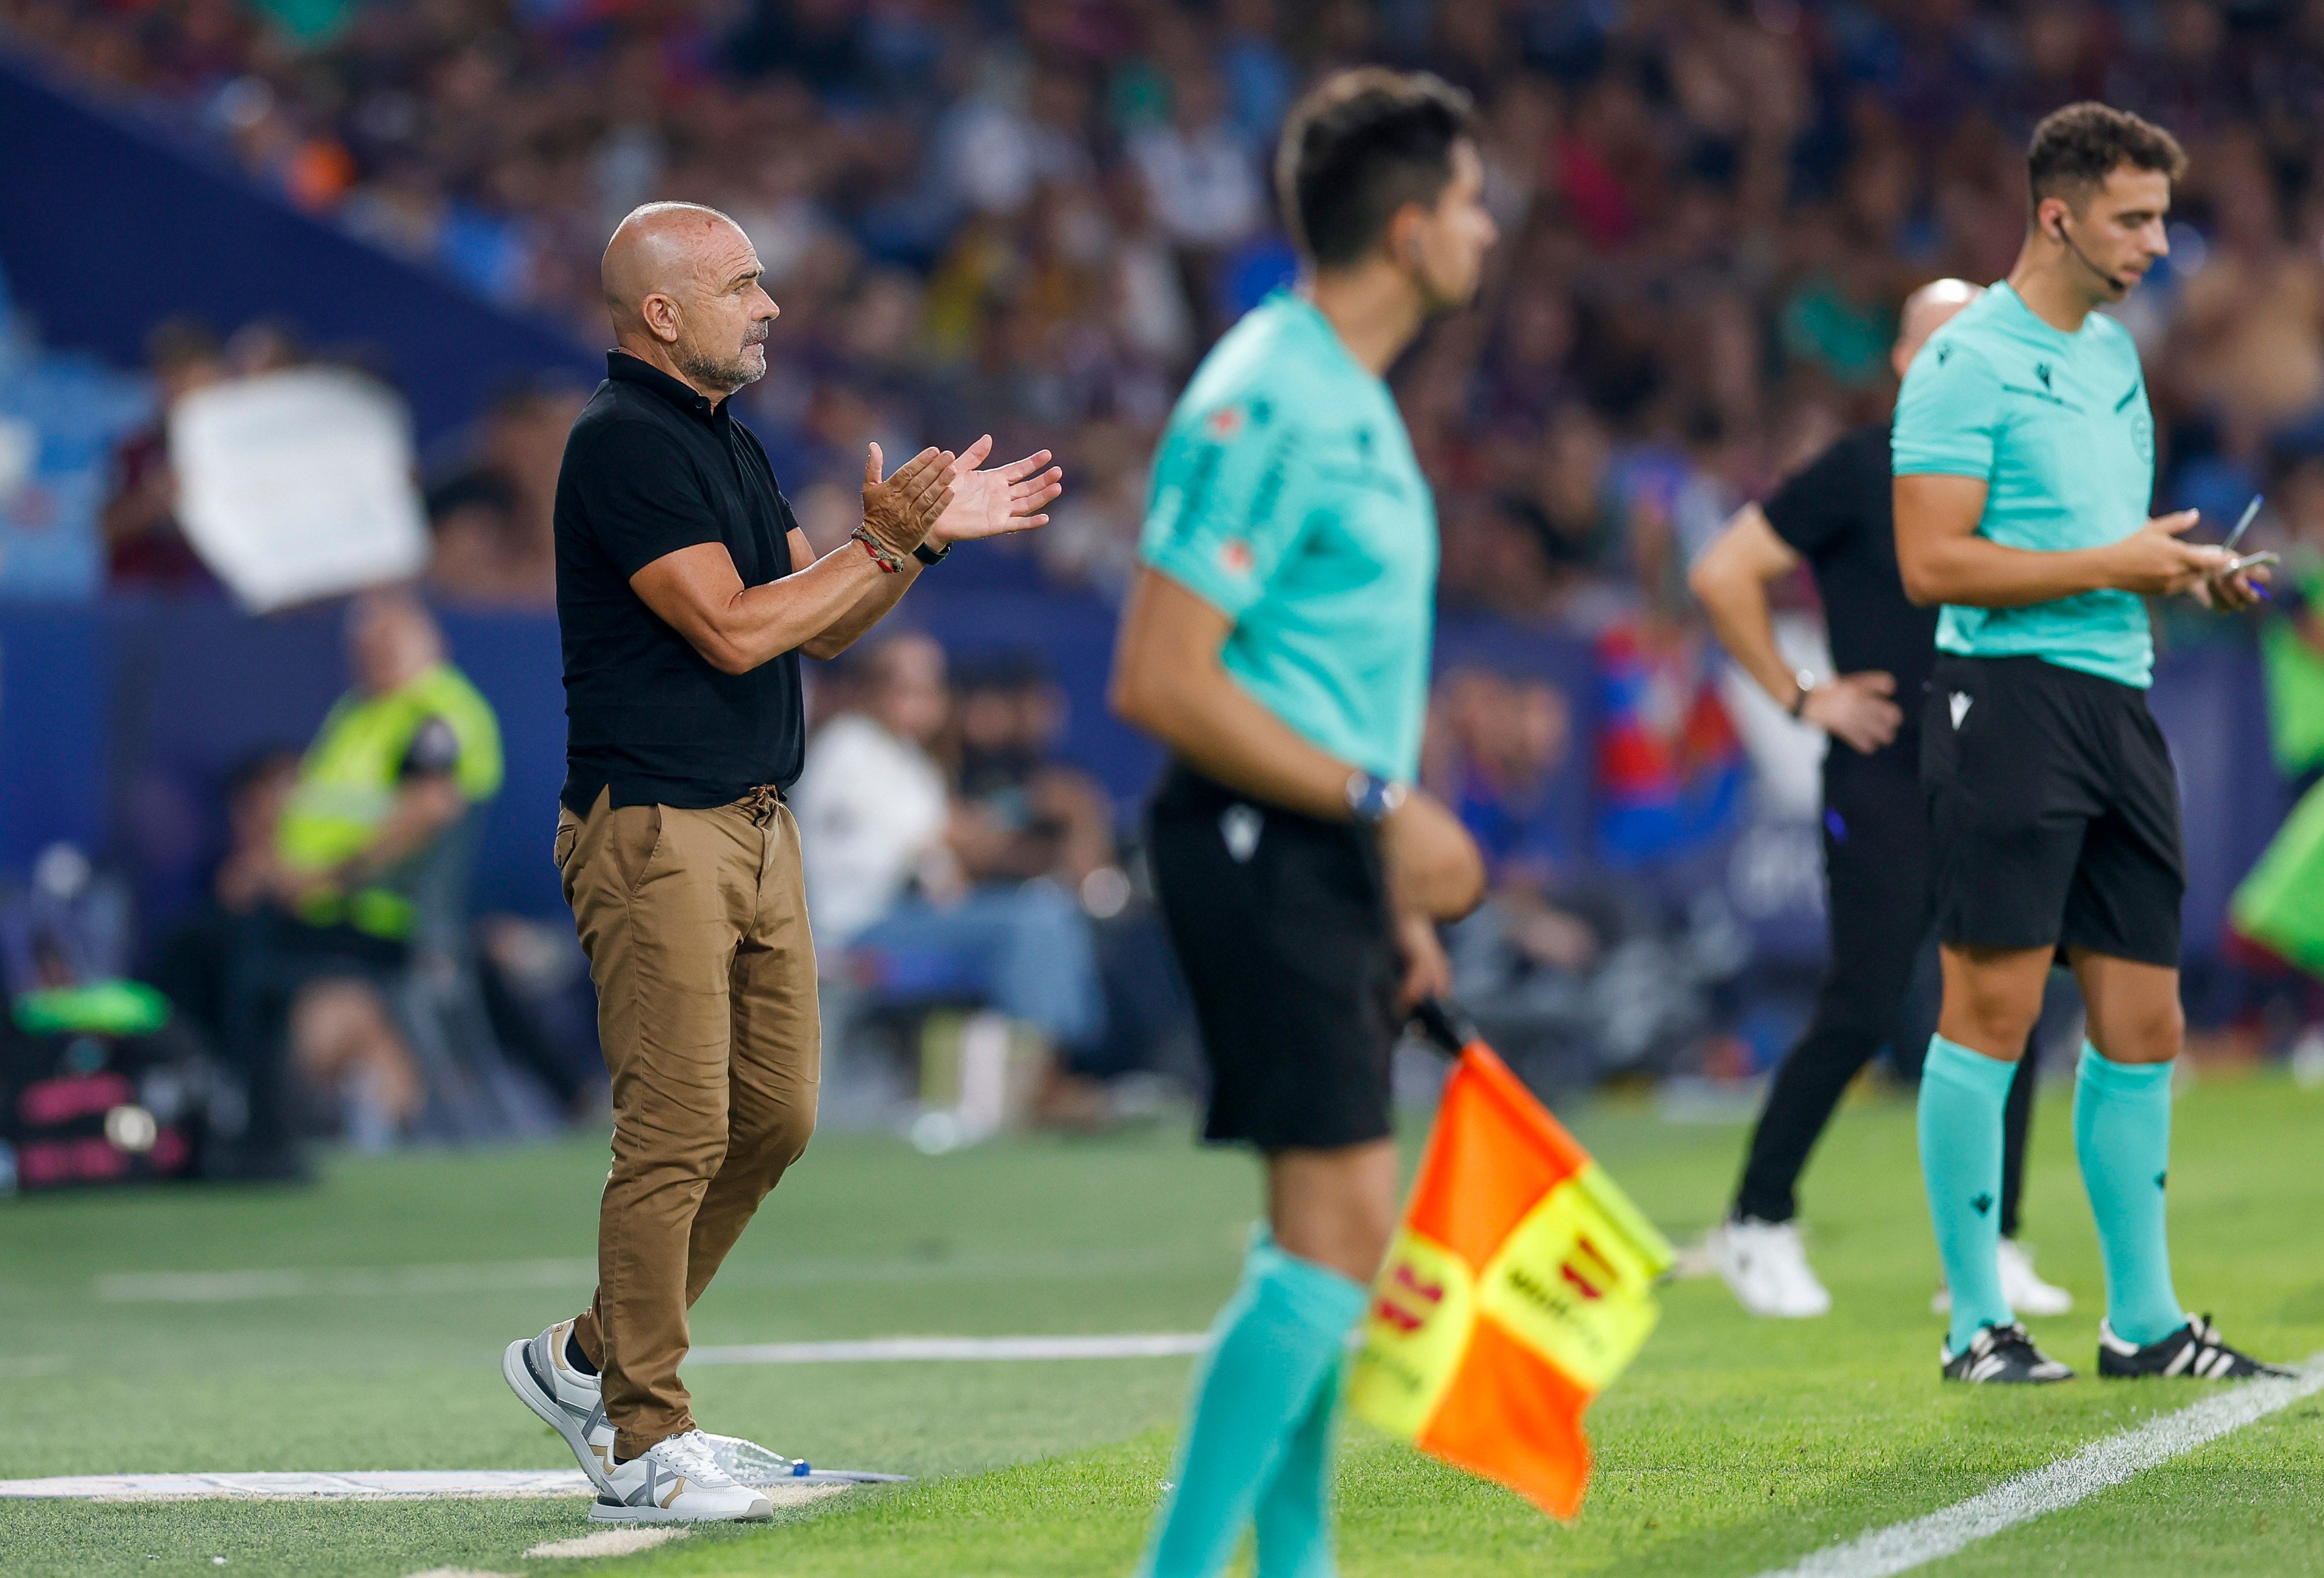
top-left (1349, 1028), bottom-right (1672, 1521)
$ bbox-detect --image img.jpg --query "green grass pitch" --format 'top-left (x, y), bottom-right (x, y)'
top-left (3, 1072), bottom-right (2321, 1577)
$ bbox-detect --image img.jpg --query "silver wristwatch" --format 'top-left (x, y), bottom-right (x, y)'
top-left (1788, 669), bottom-right (1818, 718)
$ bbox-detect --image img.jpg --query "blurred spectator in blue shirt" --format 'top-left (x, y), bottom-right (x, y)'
top-left (1427, 664), bottom-right (1705, 1094)
top-left (1429, 666), bottom-right (1599, 978)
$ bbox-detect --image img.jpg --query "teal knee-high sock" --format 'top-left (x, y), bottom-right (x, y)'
top-left (1252, 1352), bottom-right (1342, 1578)
top-left (2074, 1041), bottom-right (2184, 1346)
top-left (1138, 1231), bottom-right (1368, 1578)
top-left (1919, 1035), bottom-right (2018, 1353)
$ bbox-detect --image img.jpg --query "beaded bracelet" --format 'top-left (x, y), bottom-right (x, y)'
top-left (852, 524), bottom-right (904, 574)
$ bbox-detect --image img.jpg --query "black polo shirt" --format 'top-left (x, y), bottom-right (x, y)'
top-left (553, 351), bottom-right (805, 812)
top-left (1760, 422), bottom-right (1937, 766)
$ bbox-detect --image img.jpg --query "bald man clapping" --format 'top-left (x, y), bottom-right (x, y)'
top-left (501, 202), bottom-right (1062, 1526)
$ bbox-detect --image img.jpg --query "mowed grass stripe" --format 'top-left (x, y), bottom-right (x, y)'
top-left (1756, 1357), bottom-right (2324, 1578)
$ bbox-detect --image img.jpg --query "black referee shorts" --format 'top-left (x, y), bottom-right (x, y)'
top-left (1922, 653), bottom-right (2184, 968)
top-left (1146, 763), bottom-right (1401, 1152)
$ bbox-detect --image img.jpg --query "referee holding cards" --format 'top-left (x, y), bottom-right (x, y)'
top-left (1894, 103), bottom-right (2285, 1383)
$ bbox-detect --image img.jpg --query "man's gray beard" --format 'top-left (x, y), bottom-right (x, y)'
top-left (676, 343), bottom-right (767, 393)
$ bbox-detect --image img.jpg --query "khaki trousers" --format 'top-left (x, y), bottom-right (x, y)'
top-left (554, 786), bottom-right (819, 1458)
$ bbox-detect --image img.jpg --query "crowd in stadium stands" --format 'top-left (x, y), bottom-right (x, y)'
top-left (17, 0), bottom-right (2324, 1114)
top-left (21, 0), bottom-right (2324, 621)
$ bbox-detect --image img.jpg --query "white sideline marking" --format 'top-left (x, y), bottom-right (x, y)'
top-left (0, 1470), bottom-right (854, 1503)
top-left (526, 1528), bottom-right (691, 1558)
top-left (97, 1259), bottom-right (597, 1303)
top-left (94, 1244), bottom-right (1222, 1303)
top-left (401, 1568), bottom-right (524, 1577)
top-left (690, 1333), bottom-right (1209, 1365)
top-left (1754, 1355), bottom-right (2324, 1578)
top-left (0, 1355), bottom-right (67, 1377)
top-left (0, 1470), bottom-right (593, 1501)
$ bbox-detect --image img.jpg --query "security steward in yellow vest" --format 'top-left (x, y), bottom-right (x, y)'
top-left (276, 592), bottom-right (504, 949)
top-left (218, 592), bottom-right (501, 1175)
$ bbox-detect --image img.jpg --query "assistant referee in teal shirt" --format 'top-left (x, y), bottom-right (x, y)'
top-left (1110, 69), bottom-right (1492, 1578)
top-left (1893, 102), bottom-right (2286, 1386)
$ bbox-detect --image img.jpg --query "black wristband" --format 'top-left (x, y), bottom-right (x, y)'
top-left (913, 541), bottom-right (950, 566)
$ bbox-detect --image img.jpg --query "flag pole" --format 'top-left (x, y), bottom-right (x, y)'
top-left (1408, 997), bottom-right (1478, 1061)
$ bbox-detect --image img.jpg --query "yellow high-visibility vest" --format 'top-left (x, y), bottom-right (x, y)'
top-left (277, 663), bottom-right (502, 939)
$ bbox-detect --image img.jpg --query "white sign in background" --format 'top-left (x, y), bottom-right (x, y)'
top-left (170, 368), bottom-right (428, 612)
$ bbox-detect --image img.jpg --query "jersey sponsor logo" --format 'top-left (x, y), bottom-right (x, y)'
top-left (1218, 539), bottom-right (1254, 577)
top-left (1949, 691), bottom-right (1973, 729)
top-left (2000, 379), bottom-right (2077, 409)
top-left (1205, 404), bottom-right (1245, 439)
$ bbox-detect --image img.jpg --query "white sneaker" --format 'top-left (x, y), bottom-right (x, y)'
top-left (504, 1320), bottom-right (810, 1492)
top-left (1707, 1216), bottom-right (1832, 1317)
top-left (591, 1429), bottom-right (775, 1523)
top-left (1997, 1239), bottom-right (2074, 1315)
top-left (503, 1319), bottom-right (615, 1491)
top-left (1931, 1239), bottom-right (2074, 1317)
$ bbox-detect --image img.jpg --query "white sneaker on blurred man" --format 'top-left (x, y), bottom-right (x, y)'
top-left (1931, 1238), bottom-right (2073, 1317)
top-left (1707, 1216), bottom-right (1832, 1318)
top-left (502, 1319), bottom-right (807, 1495)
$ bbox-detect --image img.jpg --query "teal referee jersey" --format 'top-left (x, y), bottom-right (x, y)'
top-left (1892, 280), bottom-right (2158, 688)
top-left (1139, 290), bottom-right (1437, 783)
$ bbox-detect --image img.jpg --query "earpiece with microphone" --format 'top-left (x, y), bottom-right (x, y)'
top-left (2050, 215), bottom-right (2129, 292)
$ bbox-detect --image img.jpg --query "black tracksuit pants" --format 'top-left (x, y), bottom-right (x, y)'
top-left (1734, 744), bottom-right (2036, 1233)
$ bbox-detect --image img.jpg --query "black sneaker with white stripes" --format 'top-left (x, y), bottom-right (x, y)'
top-left (1941, 1321), bottom-right (2076, 1384)
top-left (2097, 1314), bottom-right (2294, 1380)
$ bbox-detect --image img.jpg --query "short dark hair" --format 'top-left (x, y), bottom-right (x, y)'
top-left (1276, 68), bottom-right (1476, 269)
top-left (2027, 102), bottom-right (2186, 212)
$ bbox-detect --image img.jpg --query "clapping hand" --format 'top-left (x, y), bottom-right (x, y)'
top-left (861, 443), bottom-right (957, 555)
top-left (930, 435), bottom-right (1065, 546)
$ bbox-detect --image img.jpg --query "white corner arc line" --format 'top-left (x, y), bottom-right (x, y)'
top-left (1753, 1354), bottom-right (2324, 1578)
top-left (689, 1333), bottom-right (1209, 1365)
